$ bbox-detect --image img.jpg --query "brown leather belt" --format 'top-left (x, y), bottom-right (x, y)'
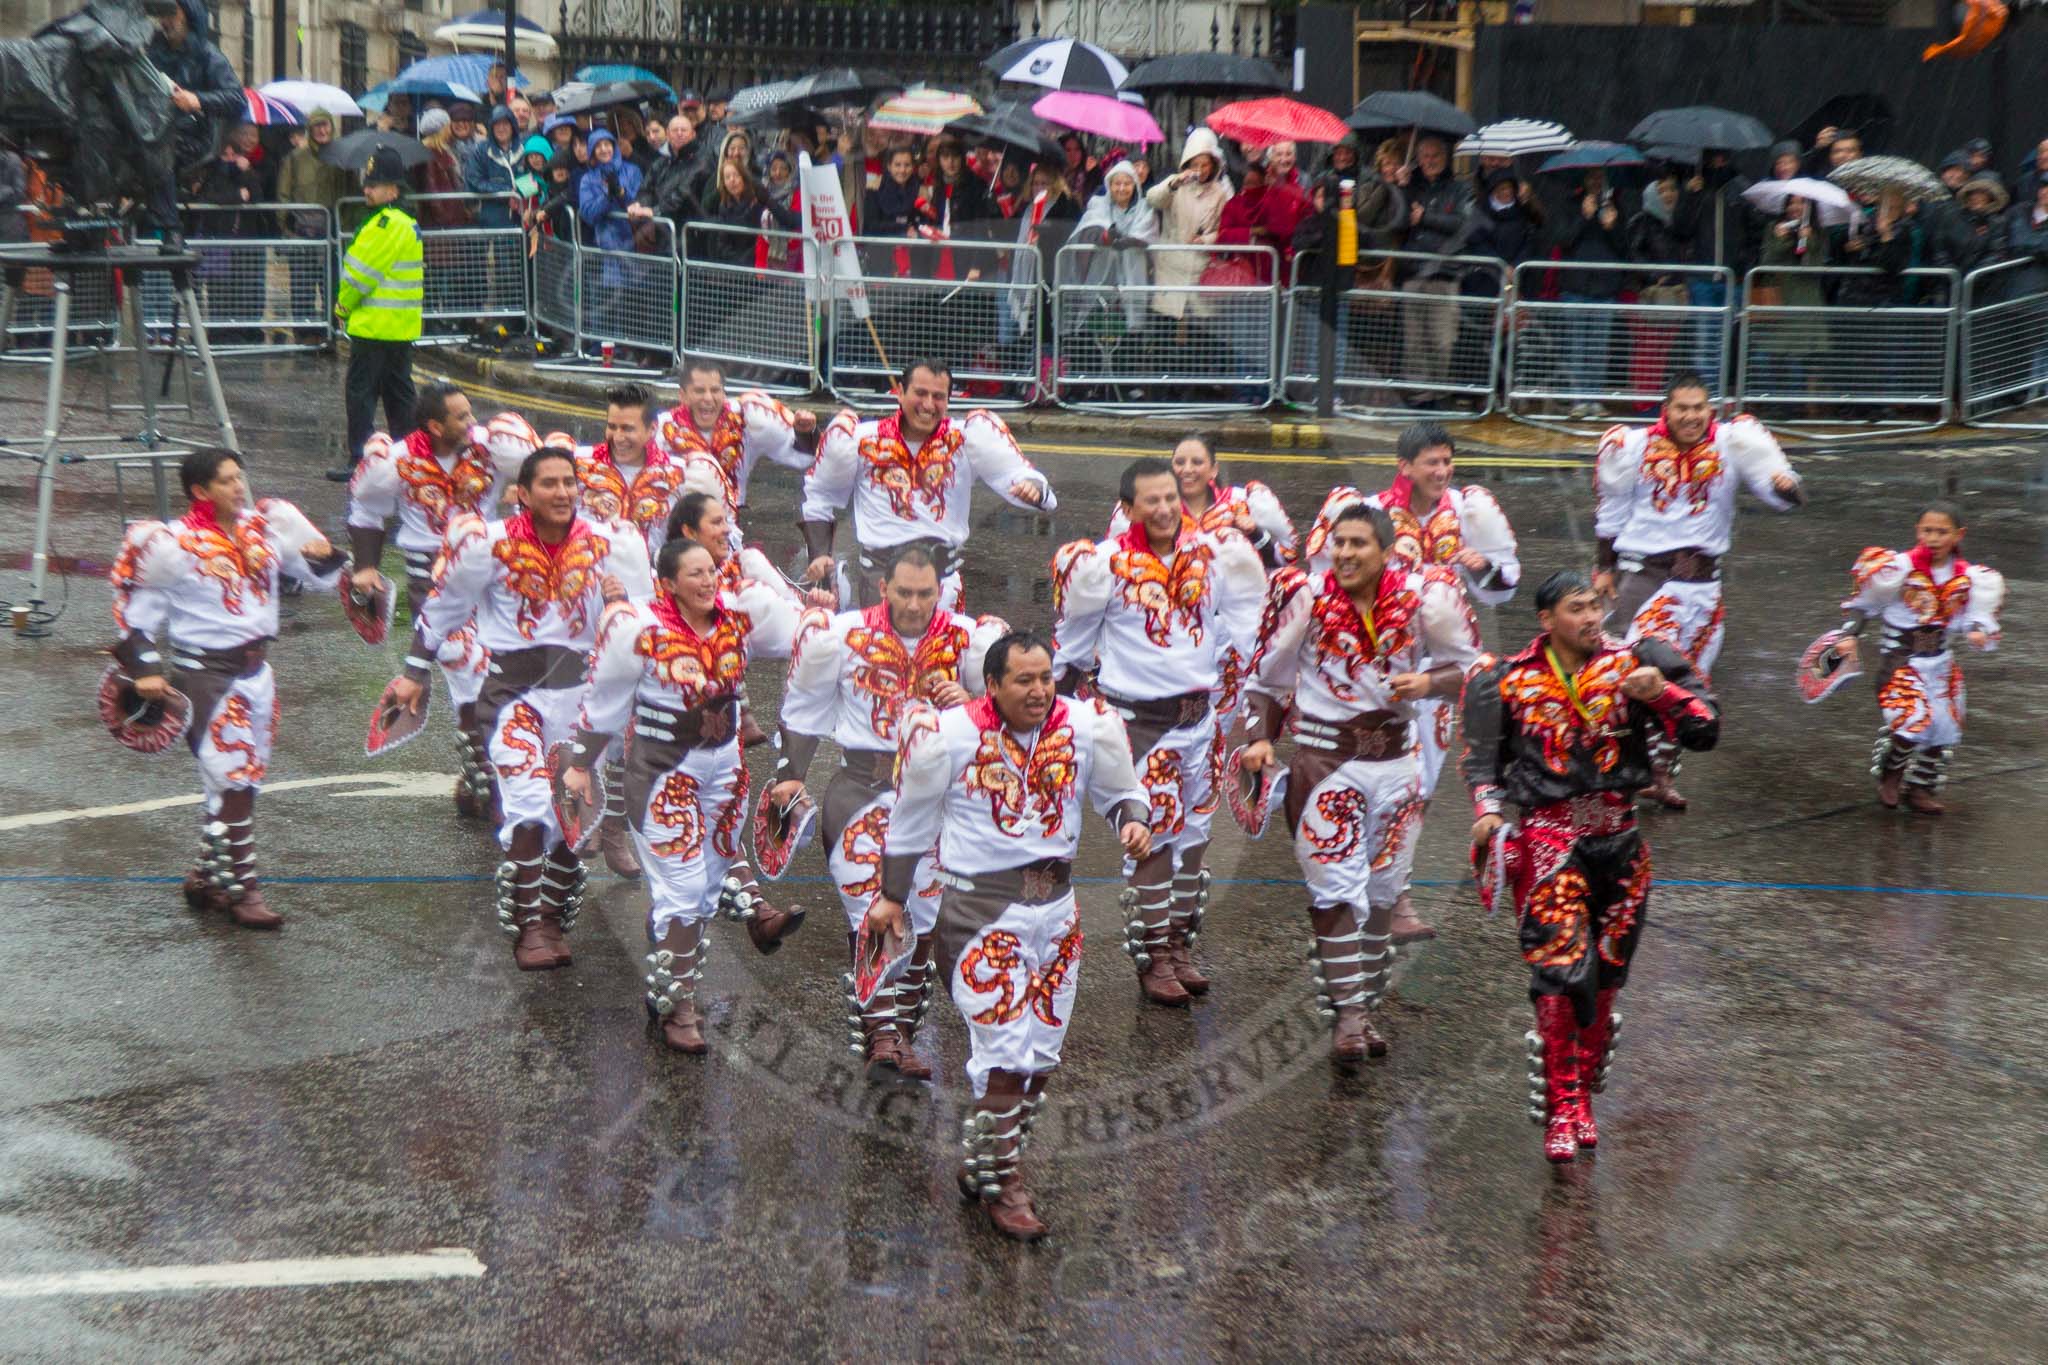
top-left (839, 747), bottom-right (896, 785)
top-left (175, 639), bottom-right (270, 679)
top-left (938, 857), bottom-right (1073, 905)
top-left (632, 698), bottom-right (739, 753)
top-left (1097, 687), bottom-right (1211, 731)
top-left (487, 645), bottom-right (588, 692)
top-left (1896, 624), bottom-right (1947, 657)
top-left (1629, 548), bottom-right (1721, 583)
top-left (1293, 710), bottom-right (1409, 761)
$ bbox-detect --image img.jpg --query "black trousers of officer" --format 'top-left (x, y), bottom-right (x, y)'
top-left (344, 336), bottom-right (416, 468)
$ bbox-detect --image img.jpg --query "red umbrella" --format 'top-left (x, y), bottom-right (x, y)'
top-left (1206, 97), bottom-right (1348, 149)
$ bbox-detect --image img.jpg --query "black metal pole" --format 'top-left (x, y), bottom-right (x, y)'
top-left (1316, 251), bottom-right (1337, 419)
top-left (504, 1), bottom-right (519, 87)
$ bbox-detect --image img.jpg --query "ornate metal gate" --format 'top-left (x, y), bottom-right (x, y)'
top-left (554, 1), bottom-right (1021, 97)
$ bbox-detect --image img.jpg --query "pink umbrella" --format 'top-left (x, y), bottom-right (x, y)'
top-left (1032, 90), bottom-right (1164, 144)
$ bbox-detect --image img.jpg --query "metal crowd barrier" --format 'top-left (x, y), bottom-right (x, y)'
top-left (1504, 261), bottom-right (1734, 426)
top-left (147, 203), bottom-right (335, 353)
top-left (530, 227), bottom-right (580, 348)
top-left (826, 233), bottom-right (1041, 409)
top-left (1958, 258), bottom-right (2048, 430)
top-left (1282, 248), bottom-right (1507, 419)
top-left (338, 193), bottom-right (526, 343)
top-left (578, 214), bottom-right (679, 360)
top-left (1736, 265), bottom-right (1959, 431)
top-left (1051, 242), bottom-right (1279, 413)
top-left (680, 222), bottom-right (817, 396)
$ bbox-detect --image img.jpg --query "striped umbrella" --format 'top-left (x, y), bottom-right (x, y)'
top-left (242, 88), bottom-right (304, 127)
top-left (1457, 118), bottom-right (1574, 158)
top-left (869, 88), bottom-right (983, 136)
top-left (1828, 155), bottom-right (1949, 205)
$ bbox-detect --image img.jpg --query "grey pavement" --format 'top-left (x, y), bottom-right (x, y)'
top-left (1, 351), bottom-right (2045, 1361)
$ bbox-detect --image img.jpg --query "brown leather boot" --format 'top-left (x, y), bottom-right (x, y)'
top-left (1388, 891), bottom-right (1437, 945)
top-left (453, 704), bottom-right (490, 820)
top-left (888, 935), bottom-right (938, 1081)
top-left (1310, 902), bottom-right (1390, 1068)
top-left (1904, 787), bottom-right (1946, 815)
top-left (1877, 767), bottom-right (1905, 809)
top-left (598, 761), bottom-right (642, 878)
top-left (207, 790), bottom-right (282, 929)
top-left (724, 865), bottom-right (805, 954)
top-left (1641, 734), bottom-right (1689, 810)
top-left (1122, 861), bottom-right (1189, 1006)
top-left (1902, 744), bottom-right (1948, 814)
top-left (535, 844), bottom-right (584, 967)
top-left (1639, 774), bottom-right (1688, 811)
top-left (646, 919), bottom-right (708, 1054)
top-left (959, 1069), bottom-right (1049, 1241)
top-left (496, 825), bottom-right (559, 971)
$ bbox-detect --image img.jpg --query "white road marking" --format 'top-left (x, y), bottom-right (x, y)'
top-left (0, 1247), bottom-right (485, 1298)
top-left (0, 772), bottom-right (455, 833)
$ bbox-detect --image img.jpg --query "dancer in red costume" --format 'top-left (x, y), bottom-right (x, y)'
top-left (1461, 571), bottom-right (1719, 1163)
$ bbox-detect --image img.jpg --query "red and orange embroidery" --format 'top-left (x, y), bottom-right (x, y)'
top-left (1524, 868), bottom-right (1591, 969)
top-left (209, 695), bottom-right (265, 785)
top-left (838, 806), bottom-right (889, 899)
top-left (496, 701), bottom-right (544, 776)
top-left (964, 711), bottom-right (1077, 838)
top-left (1599, 845), bottom-right (1652, 967)
top-left (1369, 791), bottom-right (1428, 872)
top-left (1498, 651), bottom-right (1636, 775)
top-left (1307, 787), bottom-right (1367, 864)
top-left (959, 922), bottom-right (1082, 1027)
top-left (1143, 747), bottom-right (1185, 837)
top-left (397, 438), bottom-right (493, 534)
top-left (859, 418), bottom-right (964, 521)
top-left (1639, 433), bottom-right (1722, 515)
top-left (492, 523), bottom-right (610, 640)
top-left (647, 771), bottom-right (704, 857)
top-left (844, 615), bottom-right (969, 740)
top-left (1109, 540), bottom-right (1214, 646)
top-left (637, 605), bottom-right (751, 706)
top-left (179, 510), bottom-right (275, 617)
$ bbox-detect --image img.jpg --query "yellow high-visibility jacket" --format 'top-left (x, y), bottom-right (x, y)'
top-left (336, 205), bottom-right (423, 342)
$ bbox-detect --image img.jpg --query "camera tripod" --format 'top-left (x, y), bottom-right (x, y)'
top-left (0, 233), bottom-right (238, 637)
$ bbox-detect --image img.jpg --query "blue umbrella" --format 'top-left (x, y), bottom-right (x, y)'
top-left (575, 64), bottom-right (675, 98)
top-left (358, 82), bottom-right (392, 114)
top-left (390, 53), bottom-right (529, 103)
top-left (1538, 141), bottom-right (1648, 174)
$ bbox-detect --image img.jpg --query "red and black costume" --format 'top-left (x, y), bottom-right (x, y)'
top-left (1459, 634), bottom-right (1718, 1162)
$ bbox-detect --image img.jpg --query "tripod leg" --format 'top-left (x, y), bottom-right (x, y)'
top-left (123, 269), bottom-right (163, 448)
top-left (178, 283), bottom-right (240, 456)
top-left (25, 281), bottom-right (71, 624)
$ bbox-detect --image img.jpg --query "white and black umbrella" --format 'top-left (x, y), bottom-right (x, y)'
top-left (1828, 155), bottom-right (1950, 205)
top-left (1457, 118), bottom-right (1574, 159)
top-left (986, 38), bottom-right (1129, 95)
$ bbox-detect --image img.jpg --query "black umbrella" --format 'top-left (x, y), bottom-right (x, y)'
top-left (320, 129), bottom-right (430, 172)
top-left (1121, 53), bottom-right (1286, 97)
top-left (949, 100), bottom-right (1064, 164)
top-left (1627, 105), bottom-right (1773, 153)
top-left (785, 67), bottom-right (902, 109)
top-left (1789, 94), bottom-right (1894, 158)
top-left (1346, 90), bottom-right (1475, 138)
top-left (550, 79), bottom-right (666, 116)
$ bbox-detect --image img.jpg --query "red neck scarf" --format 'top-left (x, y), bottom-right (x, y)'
top-left (1646, 415), bottom-right (1718, 452)
top-left (591, 438), bottom-right (662, 469)
top-left (863, 601), bottom-right (947, 643)
top-left (504, 509), bottom-right (587, 560)
top-left (649, 586), bottom-right (722, 638)
top-left (1117, 519), bottom-right (1188, 559)
top-left (966, 694), bottom-right (1068, 740)
top-left (879, 411), bottom-right (950, 455)
top-left (183, 498), bottom-right (227, 534)
top-left (1908, 543), bottom-right (1968, 578)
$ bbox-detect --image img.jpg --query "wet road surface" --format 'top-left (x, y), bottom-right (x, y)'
top-left (2, 353), bottom-right (2046, 1360)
